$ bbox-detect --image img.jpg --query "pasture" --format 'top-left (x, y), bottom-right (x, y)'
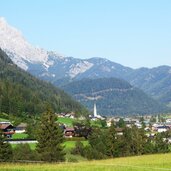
top-left (11, 140), bottom-right (88, 151)
top-left (12, 133), bottom-right (28, 139)
top-left (58, 117), bottom-right (75, 126)
top-left (57, 117), bottom-right (102, 127)
top-left (1, 153), bottom-right (171, 171)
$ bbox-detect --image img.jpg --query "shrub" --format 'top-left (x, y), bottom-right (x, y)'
top-left (71, 141), bottom-right (84, 156)
top-left (13, 143), bottom-right (38, 161)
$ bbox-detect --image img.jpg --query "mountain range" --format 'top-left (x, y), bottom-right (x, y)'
top-left (62, 78), bottom-right (168, 115)
top-left (0, 17), bottom-right (171, 115)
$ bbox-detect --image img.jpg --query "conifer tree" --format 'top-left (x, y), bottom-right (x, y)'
top-left (36, 106), bottom-right (65, 162)
top-left (106, 120), bottom-right (119, 157)
top-left (0, 131), bottom-right (13, 161)
top-left (122, 125), bottom-right (145, 156)
top-left (154, 133), bottom-right (169, 153)
top-left (86, 128), bottom-right (107, 159)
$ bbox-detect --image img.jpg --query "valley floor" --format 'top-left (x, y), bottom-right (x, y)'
top-left (1, 153), bottom-right (171, 171)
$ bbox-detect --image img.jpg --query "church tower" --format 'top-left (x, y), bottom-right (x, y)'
top-left (94, 102), bottom-right (97, 117)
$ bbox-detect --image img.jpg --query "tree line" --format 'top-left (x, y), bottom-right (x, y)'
top-left (72, 121), bottom-right (170, 160)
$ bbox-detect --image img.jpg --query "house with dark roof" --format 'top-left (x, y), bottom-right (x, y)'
top-left (157, 126), bottom-right (170, 133)
top-left (0, 123), bottom-right (15, 138)
top-left (64, 127), bottom-right (75, 137)
top-left (15, 123), bottom-right (27, 133)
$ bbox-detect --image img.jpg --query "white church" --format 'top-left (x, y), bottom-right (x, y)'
top-left (91, 102), bottom-right (103, 120)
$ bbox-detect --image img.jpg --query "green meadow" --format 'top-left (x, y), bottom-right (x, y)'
top-left (11, 140), bottom-right (88, 151)
top-left (12, 133), bottom-right (28, 139)
top-left (57, 117), bottom-right (102, 127)
top-left (1, 153), bottom-right (171, 171)
top-left (58, 117), bottom-right (75, 126)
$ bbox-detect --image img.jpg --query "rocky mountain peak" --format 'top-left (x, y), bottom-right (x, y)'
top-left (0, 17), bottom-right (49, 70)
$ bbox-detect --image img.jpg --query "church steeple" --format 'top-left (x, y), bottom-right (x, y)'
top-left (94, 102), bottom-right (97, 117)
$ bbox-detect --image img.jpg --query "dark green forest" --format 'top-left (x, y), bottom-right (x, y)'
top-left (0, 49), bottom-right (87, 118)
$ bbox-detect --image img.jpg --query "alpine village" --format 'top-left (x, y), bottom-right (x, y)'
top-left (1, 2), bottom-right (171, 171)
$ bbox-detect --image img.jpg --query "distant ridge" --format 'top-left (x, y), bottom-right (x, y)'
top-left (61, 78), bottom-right (169, 116)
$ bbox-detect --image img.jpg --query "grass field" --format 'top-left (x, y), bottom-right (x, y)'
top-left (64, 140), bottom-right (88, 151)
top-left (11, 140), bottom-right (88, 151)
top-left (58, 117), bottom-right (75, 126)
top-left (12, 133), bottom-right (28, 139)
top-left (57, 117), bottom-right (103, 127)
top-left (1, 153), bottom-right (171, 171)
top-left (11, 143), bottom-right (37, 150)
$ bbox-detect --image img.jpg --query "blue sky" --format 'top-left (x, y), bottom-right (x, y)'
top-left (1, 0), bottom-right (171, 68)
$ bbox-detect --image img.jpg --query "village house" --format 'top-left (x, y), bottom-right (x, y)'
top-left (15, 123), bottom-right (27, 133)
top-left (64, 127), bottom-right (75, 137)
top-left (115, 128), bottom-right (123, 135)
top-left (57, 112), bottom-right (75, 119)
top-left (156, 126), bottom-right (170, 133)
top-left (0, 123), bottom-right (15, 138)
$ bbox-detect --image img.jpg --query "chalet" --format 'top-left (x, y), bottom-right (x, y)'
top-left (64, 127), bottom-right (75, 137)
top-left (156, 126), bottom-right (170, 133)
top-left (115, 128), bottom-right (123, 135)
top-left (0, 123), bottom-right (15, 138)
top-left (134, 122), bottom-right (142, 129)
top-left (15, 123), bottom-right (27, 133)
top-left (57, 112), bottom-right (75, 119)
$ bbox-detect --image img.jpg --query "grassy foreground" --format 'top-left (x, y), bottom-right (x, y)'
top-left (1, 153), bottom-right (171, 171)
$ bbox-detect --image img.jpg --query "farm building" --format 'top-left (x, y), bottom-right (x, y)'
top-left (0, 123), bottom-right (15, 138)
top-left (15, 123), bottom-right (27, 133)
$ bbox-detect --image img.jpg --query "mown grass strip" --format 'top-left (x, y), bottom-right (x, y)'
top-left (1, 153), bottom-right (171, 171)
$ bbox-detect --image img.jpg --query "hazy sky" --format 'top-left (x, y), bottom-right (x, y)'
top-left (1, 0), bottom-right (171, 68)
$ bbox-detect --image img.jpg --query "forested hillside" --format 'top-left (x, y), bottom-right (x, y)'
top-left (0, 49), bottom-right (87, 117)
top-left (62, 78), bottom-right (169, 116)
top-left (126, 66), bottom-right (171, 106)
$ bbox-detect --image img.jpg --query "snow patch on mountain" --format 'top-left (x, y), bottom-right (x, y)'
top-left (47, 51), bottom-right (64, 60)
top-left (69, 61), bottom-right (94, 78)
top-left (0, 17), bottom-right (49, 70)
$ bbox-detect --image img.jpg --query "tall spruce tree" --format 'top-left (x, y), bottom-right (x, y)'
top-left (106, 120), bottom-right (119, 157)
top-left (154, 133), bottom-right (169, 153)
top-left (36, 106), bottom-right (65, 162)
top-left (86, 128), bottom-right (107, 159)
top-left (122, 126), bottom-right (145, 156)
top-left (0, 131), bottom-right (13, 162)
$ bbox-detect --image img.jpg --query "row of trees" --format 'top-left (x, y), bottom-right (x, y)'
top-left (0, 109), bottom-right (170, 162)
top-left (72, 121), bottom-right (170, 160)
